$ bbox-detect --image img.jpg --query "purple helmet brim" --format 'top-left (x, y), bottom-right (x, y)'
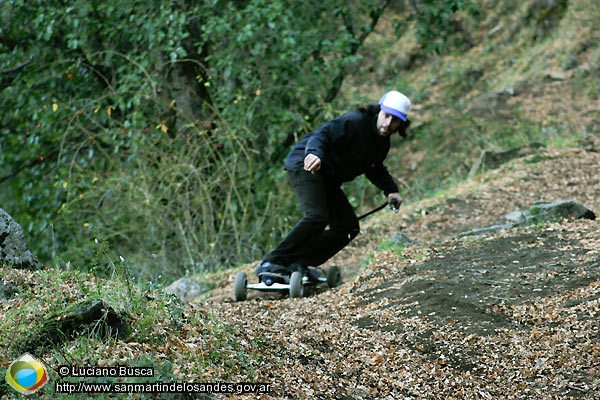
top-left (380, 104), bottom-right (407, 122)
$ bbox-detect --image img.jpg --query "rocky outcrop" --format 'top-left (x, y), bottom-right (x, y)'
top-left (0, 208), bottom-right (40, 269)
top-left (165, 276), bottom-right (203, 302)
top-left (0, 279), bottom-right (18, 299)
top-left (506, 200), bottom-right (596, 224)
top-left (16, 299), bottom-right (129, 356)
top-left (455, 200), bottom-right (595, 239)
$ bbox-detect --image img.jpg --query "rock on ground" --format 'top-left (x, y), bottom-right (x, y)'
top-left (0, 208), bottom-right (40, 269)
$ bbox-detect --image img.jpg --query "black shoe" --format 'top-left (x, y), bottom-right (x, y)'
top-left (254, 260), bottom-right (288, 276)
top-left (255, 261), bottom-right (290, 286)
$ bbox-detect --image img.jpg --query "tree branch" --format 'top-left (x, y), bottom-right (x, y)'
top-left (280, 0), bottom-right (393, 150)
top-left (0, 58), bottom-right (33, 75)
top-left (0, 147), bottom-right (59, 184)
top-left (324, 0), bottom-right (393, 102)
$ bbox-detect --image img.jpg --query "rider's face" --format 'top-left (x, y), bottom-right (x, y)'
top-left (376, 110), bottom-right (402, 137)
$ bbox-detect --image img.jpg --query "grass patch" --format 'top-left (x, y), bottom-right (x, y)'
top-left (0, 264), bottom-right (257, 399)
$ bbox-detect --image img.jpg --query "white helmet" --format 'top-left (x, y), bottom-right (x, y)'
top-left (379, 91), bottom-right (411, 121)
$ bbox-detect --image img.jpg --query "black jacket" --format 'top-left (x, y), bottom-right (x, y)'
top-left (284, 109), bottom-right (399, 195)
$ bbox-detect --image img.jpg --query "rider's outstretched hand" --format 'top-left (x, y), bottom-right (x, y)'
top-left (388, 192), bottom-right (403, 212)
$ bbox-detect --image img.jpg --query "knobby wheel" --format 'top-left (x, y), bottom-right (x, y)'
top-left (326, 265), bottom-right (342, 288)
top-left (289, 271), bottom-right (304, 298)
top-left (233, 271), bottom-right (248, 301)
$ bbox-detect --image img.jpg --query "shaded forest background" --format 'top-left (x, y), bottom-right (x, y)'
top-left (1, 0), bottom-right (598, 281)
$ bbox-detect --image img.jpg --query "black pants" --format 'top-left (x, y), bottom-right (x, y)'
top-left (263, 169), bottom-right (360, 267)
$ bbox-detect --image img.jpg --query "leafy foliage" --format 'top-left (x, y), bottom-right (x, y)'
top-left (5, 0), bottom-right (460, 278)
top-left (409, 0), bottom-right (479, 53)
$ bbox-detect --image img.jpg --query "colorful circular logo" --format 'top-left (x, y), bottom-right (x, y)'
top-left (5, 353), bottom-right (49, 395)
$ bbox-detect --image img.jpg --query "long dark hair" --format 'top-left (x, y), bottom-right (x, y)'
top-left (356, 104), bottom-right (411, 138)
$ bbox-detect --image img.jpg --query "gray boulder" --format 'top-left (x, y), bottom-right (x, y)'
top-left (0, 208), bottom-right (40, 269)
top-left (504, 200), bottom-right (596, 224)
top-left (1, 279), bottom-right (18, 299)
top-left (165, 276), bottom-right (203, 302)
top-left (456, 200), bottom-right (595, 239)
top-left (390, 232), bottom-right (417, 246)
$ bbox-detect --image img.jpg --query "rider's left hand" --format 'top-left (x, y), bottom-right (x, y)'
top-left (388, 193), bottom-right (403, 212)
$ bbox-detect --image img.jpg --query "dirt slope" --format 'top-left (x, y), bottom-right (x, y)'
top-left (204, 147), bottom-right (600, 399)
